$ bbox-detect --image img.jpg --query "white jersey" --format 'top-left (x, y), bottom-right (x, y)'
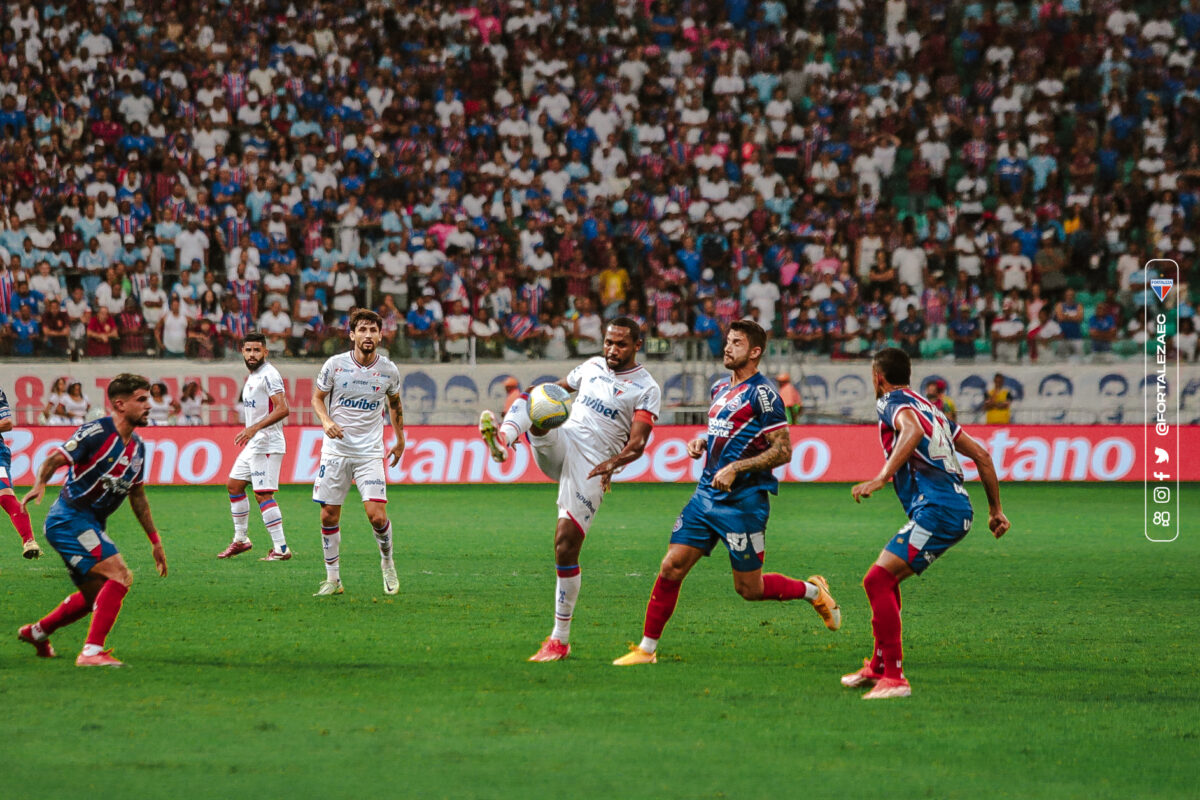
top-left (315, 351), bottom-right (402, 459)
top-left (562, 357), bottom-right (662, 464)
top-left (242, 362), bottom-right (287, 454)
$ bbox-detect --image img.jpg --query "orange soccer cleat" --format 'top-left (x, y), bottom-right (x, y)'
top-left (862, 676), bottom-right (911, 700)
top-left (76, 649), bottom-right (126, 668)
top-left (528, 637), bottom-right (571, 662)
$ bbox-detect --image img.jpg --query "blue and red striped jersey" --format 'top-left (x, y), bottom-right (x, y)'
top-left (876, 388), bottom-right (970, 517)
top-left (701, 372), bottom-right (788, 500)
top-left (54, 417), bottom-right (146, 524)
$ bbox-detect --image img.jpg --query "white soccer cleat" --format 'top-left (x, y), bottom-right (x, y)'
top-left (313, 579), bottom-right (344, 596)
top-left (381, 562), bottom-right (399, 595)
top-left (479, 409), bottom-right (507, 463)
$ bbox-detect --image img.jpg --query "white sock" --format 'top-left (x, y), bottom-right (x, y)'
top-left (321, 526), bottom-right (340, 581)
top-left (230, 493), bottom-right (250, 541)
top-left (498, 393), bottom-right (531, 445)
top-left (638, 636), bottom-right (659, 654)
top-left (81, 643), bottom-right (102, 657)
top-left (373, 520), bottom-right (394, 563)
top-left (550, 567), bottom-right (581, 643)
top-left (803, 581), bottom-right (818, 601)
top-left (260, 497), bottom-right (287, 552)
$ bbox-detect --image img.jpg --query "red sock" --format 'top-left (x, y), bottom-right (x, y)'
top-left (37, 591), bottom-right (90, 635)
top-left (85, 581), bottom-right (129, 648)
top-left (0, 493), bottom-right (34, 544)
top-left (761, 572), bottom-right (808, 601)
top-left (643, 575), bottom-right (682, 640)
top-left (864, 565), bottom-right (903, 679)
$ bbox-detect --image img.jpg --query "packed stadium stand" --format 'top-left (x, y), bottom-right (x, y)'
top-left (0, 0), bottom-right (1195, 421)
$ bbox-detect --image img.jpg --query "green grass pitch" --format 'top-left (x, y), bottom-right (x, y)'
top-left (1, 482), bottom-right (1196, 799)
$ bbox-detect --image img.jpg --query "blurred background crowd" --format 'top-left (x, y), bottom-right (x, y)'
top-left (0, 0), bottom-right (1195, 365)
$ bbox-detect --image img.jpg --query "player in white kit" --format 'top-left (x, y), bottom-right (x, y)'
top-left (478, 317), bottom-right (661, 661)
top-left (218, 332), bottom-right (293, 561)
top-left (311, 309), bottom-right (406, 597)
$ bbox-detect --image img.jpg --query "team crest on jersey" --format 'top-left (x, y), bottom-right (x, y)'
top-left (611, 385), bottom-right (625, 398)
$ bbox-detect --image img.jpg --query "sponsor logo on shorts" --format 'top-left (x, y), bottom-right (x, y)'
top-left (359, 478), bottom-right (386, 487)
top-left (672, 516), bottom-right (683, 532)
top-left (574, 492), bottom-right (597, 514)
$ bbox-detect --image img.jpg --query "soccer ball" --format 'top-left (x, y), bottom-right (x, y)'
top-left (528, 383), bottom-right (571, 429)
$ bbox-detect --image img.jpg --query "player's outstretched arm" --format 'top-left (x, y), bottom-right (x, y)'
top-left (386, 392), bottom-right (405, 466)
top-left (235, 390), bottom-right (290, 447)
top-left (954, 431), bottom-right (1010, 538)
top-left (311, 386), bottom-right (343, 439)
top-left (587, 417), bottom-right (654, 487)
top-left (128, 484), bottom-right (168, 577)
top-left (712, 427), bottom-right (792, 492)
top-left (21, 451), bottom-right (69, 508)
top-left (852, 408), bottom-right (923, 502)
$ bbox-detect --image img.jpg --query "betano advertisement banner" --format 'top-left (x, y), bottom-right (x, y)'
top-left (6, 425), bottom-right (1196, 485)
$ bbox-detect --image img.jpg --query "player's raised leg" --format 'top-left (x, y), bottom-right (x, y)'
top-left (365, 500), bottom-right (398, 595)
top-left (614, 543), bottom-right (703, 665)
top-left (730, 568), bottom-right (841, 629)
top-left (219, 476), bottom-right (253, 558)
top-left (530, 517), bottom-right (584, 662)
top-left (1, 485), bottom-right (39, 558)
top-left (314, 503), bottom-right (344, 595)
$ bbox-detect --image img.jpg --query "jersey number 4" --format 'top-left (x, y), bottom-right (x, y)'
top-left (926, 414), bottom-right (964, 477)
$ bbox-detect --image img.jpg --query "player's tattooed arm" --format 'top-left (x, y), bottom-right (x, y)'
top-left (712, 427), bottom-right (792, 491)
top-left (129, 485), bottom-right (168, 576)
top-left (387, 392), bottom-right (405, 466)
top-left (20, 451), bottom-right (69, 508)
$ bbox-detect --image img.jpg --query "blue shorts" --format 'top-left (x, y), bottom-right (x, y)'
top-left (0, 450), bottom-right (11, 490)
top-left (43, 500), bottom-right (119, 586)
top-left (670, 490), bottom-right (770, 572)
top-left (884, 504), bottom-right (973, 575)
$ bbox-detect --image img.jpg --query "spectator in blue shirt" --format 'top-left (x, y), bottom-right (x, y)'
top-left (949, 305), bottom-right (980, 360)
top-left (10, 304), bottom-right (40, 355)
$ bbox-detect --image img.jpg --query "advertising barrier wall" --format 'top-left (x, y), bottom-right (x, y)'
top-left (7, 425), bottom-right (1196, 485)
top-left (4, 359), bottom-right (1198, 425)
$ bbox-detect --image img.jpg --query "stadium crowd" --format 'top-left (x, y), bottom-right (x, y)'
top-left (0, 0), bottom-right (1195, 365)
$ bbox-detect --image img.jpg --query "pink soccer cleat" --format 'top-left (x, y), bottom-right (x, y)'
top-left (259, 549), bottom-right (292, 561)
top-left (528, 637), bottom-right (571, 662)
top-left (217, 540), bottom-right (253, 559)
top-left (841, 658), bottom-right (883, 688)
top-left (862, 676), bottom-right (912, 700)
top-left (76, 649), bottom-right (126, 668)
top-left (17, 625), bottom-right (56, 658)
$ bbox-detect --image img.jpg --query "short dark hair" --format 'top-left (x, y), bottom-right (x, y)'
top-left (108, 373), bottom-right (151, 401)
top-left (729, 319), bottom-right (767, 353)
top-left (348, 308), bottom-right (382, 332)
top-left (873, 347), bottom-right (911, 386)
top-left (242, 332), bottom-right (266, 347)
top-left (606, 316), bottom-right (642, 341)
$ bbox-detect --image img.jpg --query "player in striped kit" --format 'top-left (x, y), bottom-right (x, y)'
top-left (17, 374), bottom-right (168, 667)
top-left (311, 309), bottom-right (405, 597)
top-left (845, 348), bottom-right (1010, 699)
top-left (0, 385), bottom-right (40, 559)
top-left (479, 317), bottom-right (661, 661)
top-left (217, 333), bottom-right (292, 561)
top-left (614, 321), bottom-right (840, 665)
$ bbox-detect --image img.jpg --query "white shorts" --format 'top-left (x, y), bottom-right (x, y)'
top-left (312, 455), bottom-right (388, 506)
top-left (229, 450), bottom-right (283, 492)
top-left (530, 428), bottom-right (604, 535)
